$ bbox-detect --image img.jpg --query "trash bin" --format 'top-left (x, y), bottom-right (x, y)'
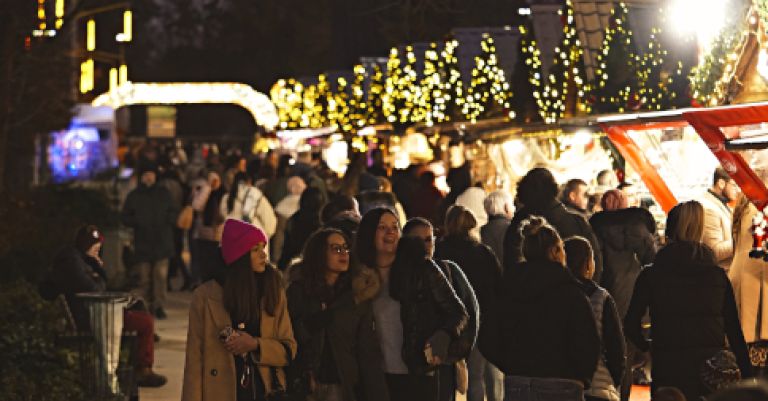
top-left (76, 292), bottom-right (131, 399)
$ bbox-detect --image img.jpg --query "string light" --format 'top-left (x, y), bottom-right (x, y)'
top-left (462, 34), bottom-right (513, 123)
top-left (591, 2), bottom-right (638, 113)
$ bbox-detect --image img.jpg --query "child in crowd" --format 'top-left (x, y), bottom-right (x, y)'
top-left (564, 237), bottom-right (626, 401)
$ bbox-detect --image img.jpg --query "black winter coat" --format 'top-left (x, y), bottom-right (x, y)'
top-left (435, 235), bottom-right (502, 321)
top-left (286, 273), bottom-right (388, 401)
top-left (42, 247), bottom-right (107, 331)
top-left (624, 241), bottom-right (752, 400)
top-left (121, 183), bottom-right (178, 263)
top-left (392, 258), bottom-right (468, 375)
top-left (503, 199), bottom-right (603, 282)
top-left (589, 207), bottom-right (657, 318)
top-left (479, 260), bottom-right (600, 387)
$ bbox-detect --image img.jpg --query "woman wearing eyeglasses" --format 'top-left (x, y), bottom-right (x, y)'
top-left (286, 228), bottom-right (389, 401)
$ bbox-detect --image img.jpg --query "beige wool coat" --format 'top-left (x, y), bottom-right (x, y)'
top-left (729, 202), bottom-right (768, 343)
top-left (182, 280), bottom-right (297, 401)
top-left (701, 190), bottom-right (734, 270)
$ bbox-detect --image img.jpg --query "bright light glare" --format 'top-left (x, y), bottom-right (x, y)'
top-left (669, 0), bottom-right (727, 50)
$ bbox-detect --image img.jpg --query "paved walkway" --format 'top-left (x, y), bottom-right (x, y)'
top-left (140, 290), bottom-right (191, 401)
top-left (140, 289), bottom-right (651, 401)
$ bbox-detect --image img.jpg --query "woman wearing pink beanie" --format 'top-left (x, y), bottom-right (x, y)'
top-left (183, 218), bottom-right (297, 401)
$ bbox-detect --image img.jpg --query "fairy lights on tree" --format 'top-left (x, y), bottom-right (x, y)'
top-left (440, 38), bottom-right (466, 122)
top-left (418, 42), bottom-right (444, 126)
top-left (365, 63), bottom-right (386, 125)
top-left (462, 34), bottom-right (513, 123)
top-left (348, 64), bottom-right (368, 130)
top-left (591, 2), bottom-right (639, 114)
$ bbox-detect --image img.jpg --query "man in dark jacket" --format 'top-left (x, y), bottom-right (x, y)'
top-left (503, 168), bottom-right (603, 281)
top-left (122, 161), bottom-right (178, 318)
top-left (404, 218), bottom-right (480, 401)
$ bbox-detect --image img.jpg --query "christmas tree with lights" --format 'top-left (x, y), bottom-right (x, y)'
top-left (514, 22), bottom-right (544, 122)
top-left (366, 63), bottom-right (386, 125)
top-left (462, 34), bottom-right (513, 122)
top-left (591, 2), bottom-right (639, 113)
top-left (328, 77), bottom-right (351, 132)
top-left (637, 27), bottom-right (669, 111)
top-left (536, 0), bottom-right (590, 123)
top-left (418, 42), bottom-right (444, 125)
top-left (348, 64), bottom-right (368, 131)
top-left (440, 38), bottom-right (466, 122)
top-left (383, 47), bottom-right (408, 124)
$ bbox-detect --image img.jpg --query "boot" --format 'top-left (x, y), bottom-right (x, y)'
top-left (136, 367), bottom-right (167, 388)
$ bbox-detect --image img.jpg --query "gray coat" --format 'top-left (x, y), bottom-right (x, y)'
top-left (481, 214), bottom-right (511, 264)
top-left (121, 183), bottom-right (178, 263)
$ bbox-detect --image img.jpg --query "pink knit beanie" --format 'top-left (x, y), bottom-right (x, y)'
top-left (220, 219), bottom-right (268, 265)
top-left (601, 189), bottom-right (629, 211)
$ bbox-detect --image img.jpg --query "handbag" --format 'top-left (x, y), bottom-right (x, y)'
top-left (177, 205), bottom-right (194, 230)
top-left (455, 359), bottom-right (469, 395)
top-left (700, 349), bottom-right (741, 392)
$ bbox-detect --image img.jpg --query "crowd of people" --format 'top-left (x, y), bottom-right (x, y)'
top-left (46, 139), bottom-right (768, 400)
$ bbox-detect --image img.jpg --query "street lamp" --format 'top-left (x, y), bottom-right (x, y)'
top-left (668, 0), bottom-right (728, 50)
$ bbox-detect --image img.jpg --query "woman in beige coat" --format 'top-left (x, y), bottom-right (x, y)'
top-left (730, 195), bottom-right (768, 376)
top-left (182, 219), bottom-right (297, 401)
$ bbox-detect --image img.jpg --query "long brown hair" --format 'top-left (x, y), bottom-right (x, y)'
top-left (299, 228), bottom-right (353, 300)
top-left (223, 254), bottom-right (282, 328)
top-left (444, 205), bottom-right (477, 238)
top-left (665, 201), bottom-right (704, 243)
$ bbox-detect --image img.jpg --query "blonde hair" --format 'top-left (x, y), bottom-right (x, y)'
top-left (665, 200), bottom-right (704, 243)
top-left (444, 205), bottom-right (477, 237)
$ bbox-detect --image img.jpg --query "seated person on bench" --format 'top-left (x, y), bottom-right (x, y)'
top-left (41, 225), bottom-right (167, 388)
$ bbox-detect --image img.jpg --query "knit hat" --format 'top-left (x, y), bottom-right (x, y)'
top-left (601, 189), bottom-right (629, 211)
top-left (136, 160), bottom-right (159, 178)
top-left (75, 225), bottom-right (104, 253)
top-left (220, 219), bottom-right (268, 265)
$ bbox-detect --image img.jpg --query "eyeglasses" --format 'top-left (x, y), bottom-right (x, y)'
top-left (328, 244), bottom-right (350, 255)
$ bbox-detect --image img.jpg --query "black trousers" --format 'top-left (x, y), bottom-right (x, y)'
top-left (438, 364), bottom-right (455, 401)
top-left (386, 373), bottom-right (439, 401)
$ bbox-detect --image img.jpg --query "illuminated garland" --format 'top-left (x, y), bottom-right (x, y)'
top-left (591, 2), bottom-right (638, 113)
top-left (690, 1), bottom-right (751, 106)
top-left (462, 34), bottom-right (513, 123)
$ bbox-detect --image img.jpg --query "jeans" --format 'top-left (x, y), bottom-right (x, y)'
top-left (133, 259), bottom-right (169, 310)
top-left (504, 376), bottom-right (585, 401)
top-left (385, 373), bottom-right (438, 401)
top-left (468, 347), bottom-right (504, 401)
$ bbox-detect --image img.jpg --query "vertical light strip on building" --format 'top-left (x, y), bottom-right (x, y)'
top-left (38, 0), bottom-right (46, 30)
top-left (109, 68), bottom-right (118, 91)
top-left (86, 19), bottom-right (96, 51)
top-left (119, 64), bottom-right (128, 84)
top-left (55, 0), bottom-right (64, 29)
top-left (123, 10), bottom-right (132, 42)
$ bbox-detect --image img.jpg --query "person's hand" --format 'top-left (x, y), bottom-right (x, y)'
top-left (224, 331), bottom-right (259, 355)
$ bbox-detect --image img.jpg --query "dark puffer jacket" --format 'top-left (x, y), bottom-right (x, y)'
top-left (121, 183), bottom-right (178, 263)
top-left (392, 258), bottom-right (469, 375)
top-left (589, 207), bottom-right (657, 317)
top-left (504, 199), bottom-right (603, 282)
top-left (480, 260), bottom-right (599, 387)
top-left (624, 241), bottom-right (752, 400)
top-left (286, 268), bottom-right (388, 401)
top-left (435, 235), bottom-right (502, 321)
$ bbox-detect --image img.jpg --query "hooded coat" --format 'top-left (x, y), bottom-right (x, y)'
top-left (286, 267), bottom-right (389, 401)
top-left (624, 241), bottom-right (751, 400)
top-left (479, 260), bottom-right (600, 387)
top-left (589, 207), bottom-right (657, 317)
